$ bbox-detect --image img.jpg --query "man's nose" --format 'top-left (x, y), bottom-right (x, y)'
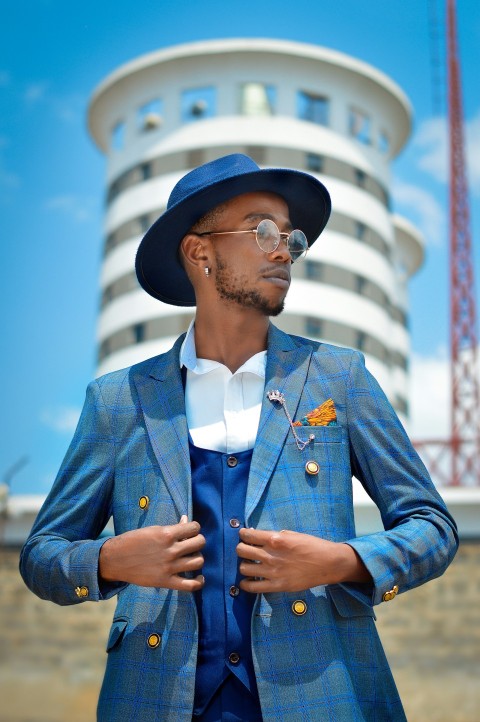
top-left (269, 237), bottom-right (292, 263)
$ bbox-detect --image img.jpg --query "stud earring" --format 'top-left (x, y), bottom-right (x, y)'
top-left (204, 267), bottom-right (210, 276)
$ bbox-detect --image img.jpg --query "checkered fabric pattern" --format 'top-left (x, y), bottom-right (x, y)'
top-left (20, 325), bottom-right (458, 722)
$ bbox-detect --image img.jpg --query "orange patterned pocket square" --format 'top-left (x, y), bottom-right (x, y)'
top-left (293, 398), bottom-right (337, 427)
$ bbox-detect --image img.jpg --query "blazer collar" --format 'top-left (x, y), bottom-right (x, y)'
top-left (132, 334), bottom-right (191, 517)
top-left (245, 325), bottom-right (313, 522)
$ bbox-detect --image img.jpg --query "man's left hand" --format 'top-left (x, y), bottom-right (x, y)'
top-left (236, 528), bottom-right (371, 593)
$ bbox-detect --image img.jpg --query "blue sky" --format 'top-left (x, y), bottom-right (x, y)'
top-left (1, 0), bottom-right (479, 495)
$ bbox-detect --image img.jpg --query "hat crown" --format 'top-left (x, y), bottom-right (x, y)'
top-left (167, 154), bottom-right (260, 210)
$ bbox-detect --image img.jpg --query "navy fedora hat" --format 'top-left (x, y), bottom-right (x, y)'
top-left (135, 153), bottom-right (331, 306)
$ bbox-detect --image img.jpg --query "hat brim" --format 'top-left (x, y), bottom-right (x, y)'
top-left (135, 167), bottom-right (331, 306)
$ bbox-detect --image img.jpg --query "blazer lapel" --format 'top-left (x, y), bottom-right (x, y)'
top-left (245, 325), bottom-right (313, 523)
top-left (132, 336), bottom-right (192, 518)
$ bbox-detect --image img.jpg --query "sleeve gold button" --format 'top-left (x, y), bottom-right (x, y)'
top-left (382, 585), bottom-right (399, 602)
top-left (139, 495), bottom-right (150, 510)
top-left (147, 633), bottom-right (161, 649)
top-left (292, 600), bottom-right (307, 616)
top-left (75, 586), bottom-right (89, 598)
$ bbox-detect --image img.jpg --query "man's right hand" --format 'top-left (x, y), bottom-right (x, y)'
top-left (99, 516), bottom-right (206, 592)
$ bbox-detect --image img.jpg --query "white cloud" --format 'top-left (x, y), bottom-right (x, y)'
top-left (413, 112), bottom-right (480, 194)
top-left (41, 406), bottom-right (81, 434)
top-left (44, 194), bottom-right (97, 223)
top-left (24, 81), bottom-right (49, 104)
top-left (409, 347), bottom-right (450, 440)
top-left (392, 179), bottom-right (445, 245)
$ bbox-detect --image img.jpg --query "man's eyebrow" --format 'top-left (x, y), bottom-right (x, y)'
top-left (243, 213), bottom-right (293, 231)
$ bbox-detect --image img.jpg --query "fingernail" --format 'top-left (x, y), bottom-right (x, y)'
top-left (180, 515), bottom-right (188, 523)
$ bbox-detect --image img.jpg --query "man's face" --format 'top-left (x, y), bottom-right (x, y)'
top-left (208, 192), bottom-right (293, 317)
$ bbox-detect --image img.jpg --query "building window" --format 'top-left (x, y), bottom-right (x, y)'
top-left (140, 162), bottom-right (152, 180)
top-left (356, 331), bottom-right (367, 351)
top-left (111, 121), bottom-right (125, 150)
top-left (378, 131), bottom-right (390, 155)
top-left (355, 221), bottom-right (366, 240)
top-left (137, 99), bottom-right (163, 132)
top-left (349, 108), bottom-right (371, 144)
top-left (138, 214), bottom-right (151, 233)
top-left (305, 261), bottom-right (323, 281)
top-left (306, 153), bottom-right (324, 173)
top-left (240, 83), bottom-right (276, 115)
top-left (305, 317), bottom-right (323, 337)
top-left (133, 323), bottom-right (146, 344)
top-left (297, 91), bottom-right (329, 125)
top-left (354, 169), bottom-right (367, 188)
top-left (181, 87), bottom-right (216, 123)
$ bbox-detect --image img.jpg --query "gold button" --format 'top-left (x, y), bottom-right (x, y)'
top-left (382, 585), bottom-right (399, 602)
top-left (147, 633), bottom-right (161, 649)
top-left (229, 652), bottom-right (240, 664)
top-left (292, 600), bottom-right (307, 616)
top-left (305, 460), bottom-right (319, 476)
top-left (227, 456), bottom-right (238, 468)
top-left (139, 495), bottom-right (150, 510)
top-left (74, 586), bottom-right (89, 598)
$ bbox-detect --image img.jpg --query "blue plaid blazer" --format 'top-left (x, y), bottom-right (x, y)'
top-left (20, 325), bottom-right (458, 722)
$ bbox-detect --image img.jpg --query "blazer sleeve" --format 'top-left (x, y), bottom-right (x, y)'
top-left (19, 379), bottom-right (126, 606)
top-left (342, 350), bottom-right (458, 606)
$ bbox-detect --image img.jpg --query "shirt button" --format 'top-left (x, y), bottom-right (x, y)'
top-left (229, 585), bottom-right (240, 597)
top-left (229, 518), bottom-right (241, 528)
top-left (227, 456), bottom-right (238, 467)
top-left (229, 652), bottom-right (240, 664)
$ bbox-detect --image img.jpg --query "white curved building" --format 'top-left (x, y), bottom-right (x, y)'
top-left (88, 38), bottom-right (423, 424)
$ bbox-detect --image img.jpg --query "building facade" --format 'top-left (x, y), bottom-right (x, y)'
top-left (88, 38), bottom-right (423, 424)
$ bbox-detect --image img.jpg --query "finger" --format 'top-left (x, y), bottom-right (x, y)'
top-left (171, 553), bottom-right (204, 574)
top-left (238, 527), bottom-right (274, 545)
top-left (239, 560), bottom-right (269, 578)
top-left (236, 542), bottom-right (269, 562)
top-left (172, 533), bottom-right (206, 558)
top-left (170, 574), bottom-right (205, 592)
top-left (180, 515), bottom-right (188, 523)
top-left (239, 577), bottom-right (278, 594)
top-left (170, 521), bottom-right (202, 541)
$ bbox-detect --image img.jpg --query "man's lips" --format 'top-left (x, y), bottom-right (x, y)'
top-left (261, 268), bottom-right (291, 284)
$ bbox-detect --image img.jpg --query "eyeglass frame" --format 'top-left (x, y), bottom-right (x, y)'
top-left (192, 218), bottom-right (309, 261)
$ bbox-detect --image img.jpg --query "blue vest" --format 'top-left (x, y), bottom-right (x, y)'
top-left (190, 442), bottom-right (258, 715)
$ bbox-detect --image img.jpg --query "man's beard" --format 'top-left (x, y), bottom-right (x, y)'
top-left (214, 254), bottom-right (285, 317)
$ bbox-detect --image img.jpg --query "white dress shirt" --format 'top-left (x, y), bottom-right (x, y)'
top-left (179, 321), bottom-right (266, 453)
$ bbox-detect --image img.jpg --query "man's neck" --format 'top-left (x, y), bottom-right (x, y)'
top-left (193, 308), bottom-right (269, 374)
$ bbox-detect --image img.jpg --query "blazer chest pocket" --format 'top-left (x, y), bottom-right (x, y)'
top-left (106, 617), bottom-right (128, 652)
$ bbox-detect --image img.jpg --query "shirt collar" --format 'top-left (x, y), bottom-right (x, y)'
top-left (179, 319), bottom-right (266, 378)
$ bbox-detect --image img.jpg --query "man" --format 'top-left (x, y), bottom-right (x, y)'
top-left (20, 154), bottom-right (458, 722)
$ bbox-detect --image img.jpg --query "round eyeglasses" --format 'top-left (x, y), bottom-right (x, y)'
top-left (195, 219), bottom-right (309, 261)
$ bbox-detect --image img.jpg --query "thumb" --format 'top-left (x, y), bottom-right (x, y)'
top-left (180, 514), bottom-right (188, 524)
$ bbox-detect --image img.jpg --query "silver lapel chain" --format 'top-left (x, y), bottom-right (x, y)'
top-left (266, 390), bottom-right (315, 451)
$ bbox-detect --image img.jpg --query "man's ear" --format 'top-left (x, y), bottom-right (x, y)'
top-left (180, 234), bottom-right (210, 274)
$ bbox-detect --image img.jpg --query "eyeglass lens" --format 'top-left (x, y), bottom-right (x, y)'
top-left (256, 219), bottom-right (308, 261)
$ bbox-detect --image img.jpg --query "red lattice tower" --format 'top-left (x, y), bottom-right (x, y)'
top-left (414, 0), bottom-right (480, 486)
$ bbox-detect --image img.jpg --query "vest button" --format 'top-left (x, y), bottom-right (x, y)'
top-left (229, 585), bottom-right (240, 597)
top-left (292, 600), bottom-right (308, 616)
top-left (147, 633), bottom-right (161, 649)
top-left (229, 518), bottom-right (241, 528)
top-left (227, 456), bottom-right (238, 467)
top-left (229, 652), bottom-right (240, 664)
top-left (138, 495), bottom-right (150, 510)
